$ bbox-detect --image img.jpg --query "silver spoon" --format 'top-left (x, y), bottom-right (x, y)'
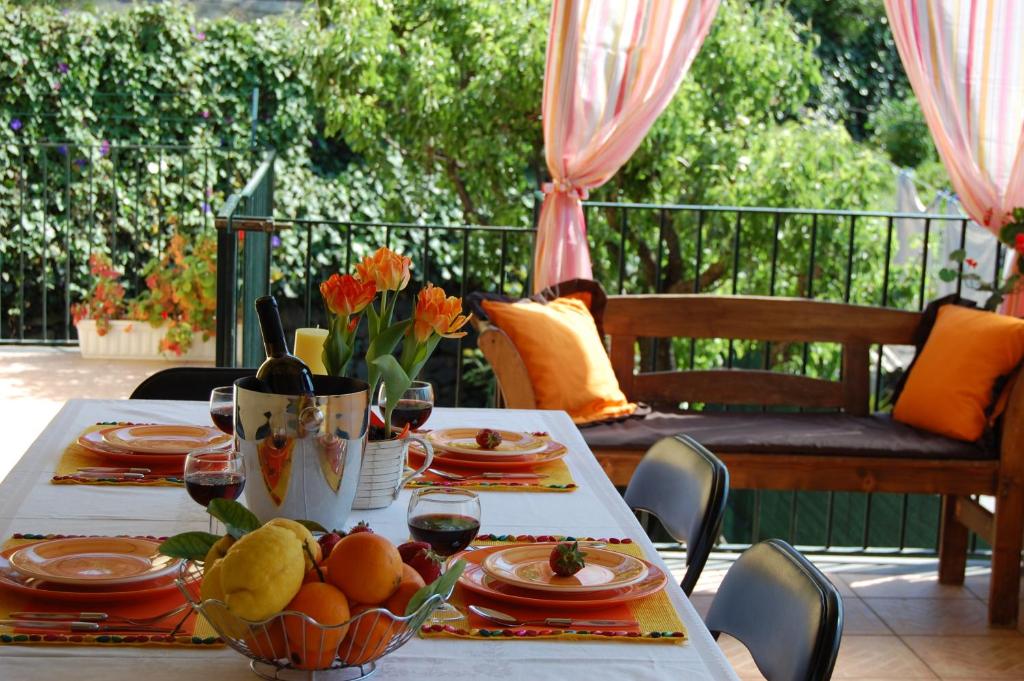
top-left (468, 604), bottom-right (637, 629)
top-left (426, 468), bottom-right (547, 481)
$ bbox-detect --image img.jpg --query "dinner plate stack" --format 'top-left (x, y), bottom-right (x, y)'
top-left (76, 424), bottom-right (230, 469)
top-left (454, 543), bottom-right (669, 610)
top-left (420, 428), bottom-right (570, 470)
top-left (0, 536), bottom-right (183, 602)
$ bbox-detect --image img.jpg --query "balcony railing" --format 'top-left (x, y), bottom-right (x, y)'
top-left (215, 152), bottom-right (1002, 559)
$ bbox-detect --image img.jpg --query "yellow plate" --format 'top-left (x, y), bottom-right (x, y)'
top-left (8, 537), bottom-right (181, 586)
top-left (427, 428), bottom-right (547, 458)
top-left (481, 544), bottom-right (649, 593)
top-left (101, 424), bottom-right (230, 454)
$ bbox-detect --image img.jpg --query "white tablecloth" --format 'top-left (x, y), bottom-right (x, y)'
top-left (0, 400), bottom-right (738, 681)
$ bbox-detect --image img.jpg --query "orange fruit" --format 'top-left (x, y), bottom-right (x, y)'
top-left (326, 533), bottom-right (403, 604)
top-left (281, 581), bottom-right (351, 670)
top-left (385, 564), bottom-right (426, 616)
top-left (245, 619), bottom-right (287, 661)
top-left (339, 604), bottom-right (395, 666)
top-left (303, 565), bottom-right (329, 585)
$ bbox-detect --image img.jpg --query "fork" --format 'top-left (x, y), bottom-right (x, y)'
top-left (11, 603), bottom-right (191, 626)
top-left (426, 468), bottom-right (547, 481)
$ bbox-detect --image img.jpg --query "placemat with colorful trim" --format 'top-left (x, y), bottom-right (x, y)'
top-left (420, 534), bottom-right (686, 644)
top-left (406, 434), bottom-right (578, 493)
top-left (0, 534), bottom-right (220, 649)
top-left (50, 423), bottom-right (185, 487)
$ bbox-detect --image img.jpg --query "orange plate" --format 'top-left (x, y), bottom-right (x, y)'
top-left (453, 545), bottom-right (667, 610)
top-left (409, 440), bottom-right (568, 471)
top-left (0, 546), bottom-right (181, 603)
top-left (427, 428), bottom-right (548, 457)
top-left (482, 544), bottom-right (648, 593)
top-left (101, 425), bottom-right (230, 454)
top-left (77, 431), bottom-right (188, 471)
top-left (9, 537), bottom-right (180, 586)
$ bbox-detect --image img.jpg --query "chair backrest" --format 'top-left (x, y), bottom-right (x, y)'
top-left (130, 367), bottom-right (256, 400)
top-left (623, 434), bottom-right (728, 595)
top-left (705, 539), bottom-right (844, 681)
top-left (604, 294), bottom-right (920, 416)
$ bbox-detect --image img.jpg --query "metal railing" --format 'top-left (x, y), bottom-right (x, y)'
top-left (216, 155), bottom-right (999, 557)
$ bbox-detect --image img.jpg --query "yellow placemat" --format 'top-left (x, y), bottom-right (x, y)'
top-left (51, 423), bottom-right (185, 487)
top-left (420, 535), bottom-right (686, 644)
top-left (0, 534), bottom-right (219, 648)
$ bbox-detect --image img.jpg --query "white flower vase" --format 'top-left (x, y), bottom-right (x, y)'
top-left (352, 434), bottom-right (433, 510)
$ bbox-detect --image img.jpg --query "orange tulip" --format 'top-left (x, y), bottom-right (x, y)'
top-left (354, 247), bottom-right (412, 292)
top-left (320, 273), bottom-right (376, 318)
top-left (411, 284), bottom-right (471, 343)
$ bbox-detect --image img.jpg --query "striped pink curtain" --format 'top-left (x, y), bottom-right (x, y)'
top-left (885, 0), bottom-right (1024, 315)
top-left (532, 0), bottom-right (720, 293)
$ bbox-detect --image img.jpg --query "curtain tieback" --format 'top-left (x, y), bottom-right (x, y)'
top-left (542, 180), bottom-right (589, 200)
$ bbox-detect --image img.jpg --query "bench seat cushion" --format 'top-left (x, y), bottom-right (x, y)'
top-left (581, 411), bottom-right (996, 461)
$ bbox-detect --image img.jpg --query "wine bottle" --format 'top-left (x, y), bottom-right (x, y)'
top-left (255, 295), bottom-right (316, 396)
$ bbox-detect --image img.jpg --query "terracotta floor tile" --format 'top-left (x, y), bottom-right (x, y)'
top-left (843, 598), bottom-right (891, 635)
top-left (841, 572), bottom-right (976, 600)
top-left (689, 593), bottom-right (713, 619)
top-left (964, 571), bottom-right (1024, 602)
top-left (832, 635), bottom-right (937, 679)
top-left (864, 598), bottom-right (1017, 637)
top-left (903, 635), bottom-right (1024, 678)
top-left (716, 634), bottom-right (764, 680)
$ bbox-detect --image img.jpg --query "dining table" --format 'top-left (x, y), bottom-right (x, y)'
top-left (0, 398), bottom-right (739, 681)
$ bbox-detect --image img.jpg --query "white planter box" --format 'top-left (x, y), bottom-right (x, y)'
top-left (76, 319), bottom-right (216, 362)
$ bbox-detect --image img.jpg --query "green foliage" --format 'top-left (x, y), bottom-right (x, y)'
top-left (867, 95), bottom-right (936, 168)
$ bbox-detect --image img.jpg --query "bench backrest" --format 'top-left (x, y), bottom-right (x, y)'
top-left (604, 295), bottom-right (921, 416)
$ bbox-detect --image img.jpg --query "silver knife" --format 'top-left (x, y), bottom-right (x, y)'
top-left (76, 467), bottom-right (151, 474)
top-left (0, 620), bottom-right (100, 632)
top-left (9, 612), bottom-right (108, 621)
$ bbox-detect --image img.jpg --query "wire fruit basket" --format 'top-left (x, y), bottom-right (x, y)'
top-left (177, 561), bottom-right (448, 680)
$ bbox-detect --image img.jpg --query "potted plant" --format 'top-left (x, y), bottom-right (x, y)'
top-left (319, 246), bottom-right (471, 509)
top-left (72, 233), bottom-right (217, 361)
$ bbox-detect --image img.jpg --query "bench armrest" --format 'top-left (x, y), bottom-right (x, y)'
top-left (476, 321), bottom-right (538, 409)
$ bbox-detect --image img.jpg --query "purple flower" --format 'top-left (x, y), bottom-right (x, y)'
top-left (57, 62), bottom-right (69, 74)
top-left (201, 202), bottom-right (211, 214)
top-left (200, 110), bottom-right (210, 119)
top-left (271, 235), bottom-right (281, 248)
top-left (74, 158), bottom-right (88, 168)
top-left (196, 31), bottom-right (206, 42)
top-left (57, 144), bottom-right (68, 156)
top-left (10, 118), bottom-right (22, 132)
top-left (99, 139), bottom-right (111, 156)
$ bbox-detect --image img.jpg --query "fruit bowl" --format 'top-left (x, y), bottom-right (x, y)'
top-left (176, 561), bottom-right (449, 680)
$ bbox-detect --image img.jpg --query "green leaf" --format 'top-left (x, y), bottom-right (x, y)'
top-left (948, 249), bottom-right (967, 263)
top-left (207, 498), bottom-right (261, 538)
top-left (295, 519), bottom-right (328, 533)
top-left (372, 353), bottom-right (412, 431)
top-left (938, 268), bottom-right (958, 283)
top-left (404, 559), bottom-right (467, 616)
top-left (158, 531), bottom-right (221, 561)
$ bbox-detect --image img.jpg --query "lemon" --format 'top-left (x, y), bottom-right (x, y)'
top-left (265, 518), bottom-right (321, 571)
top-left (203, 534), bottom-right (236, 573)
top-left (220, 525), bottom-right (305, 621)
top-left (199, 558), bottom-right (248, 638)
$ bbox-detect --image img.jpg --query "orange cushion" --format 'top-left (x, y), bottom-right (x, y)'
top-left (893, 305), bottom-right (1024, 441)
top-left (481, 297), bottom-right (637, 424)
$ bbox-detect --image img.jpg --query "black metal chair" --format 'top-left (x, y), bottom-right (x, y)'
top-left (130, 367), bottom-right (255, 400)
top-left (623, 433), bottom-right (729, 595)
top-left (705, 539), bottom-right (844, 681)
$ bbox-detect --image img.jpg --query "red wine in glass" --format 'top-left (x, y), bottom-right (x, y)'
top-left (391, 399), bottom-right (433, 430)
top-left (210, 405), bottom-right (234, 434)
top-left (185, 472), bottom-right (245, 507)
top-left (408, 513), bottom-right (481, 556)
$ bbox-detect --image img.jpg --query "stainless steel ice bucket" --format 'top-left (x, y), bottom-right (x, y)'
top-left (233, 375), bottom-right (369, 528)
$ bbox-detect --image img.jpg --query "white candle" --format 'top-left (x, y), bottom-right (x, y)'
top-left (293, 327), bottom-right (329, 375)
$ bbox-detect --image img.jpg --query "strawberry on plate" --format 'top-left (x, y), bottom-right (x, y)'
top-left (474, 428), bottom-right (502, 450)
top-left (549, 541), bottom-right (587, 577)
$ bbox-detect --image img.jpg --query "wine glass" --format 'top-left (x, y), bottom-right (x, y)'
top-left (407, 488), bottom-right (480, 620)
top-left (209, 386), bottom-right (234, 434)
top-left (185, 446), bottom-right (246, 533)
top-left (378, 380), bottom-right (435, 431)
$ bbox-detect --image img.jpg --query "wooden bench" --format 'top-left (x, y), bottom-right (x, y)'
top-left (477, 294), bottom-right (1024, 626)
